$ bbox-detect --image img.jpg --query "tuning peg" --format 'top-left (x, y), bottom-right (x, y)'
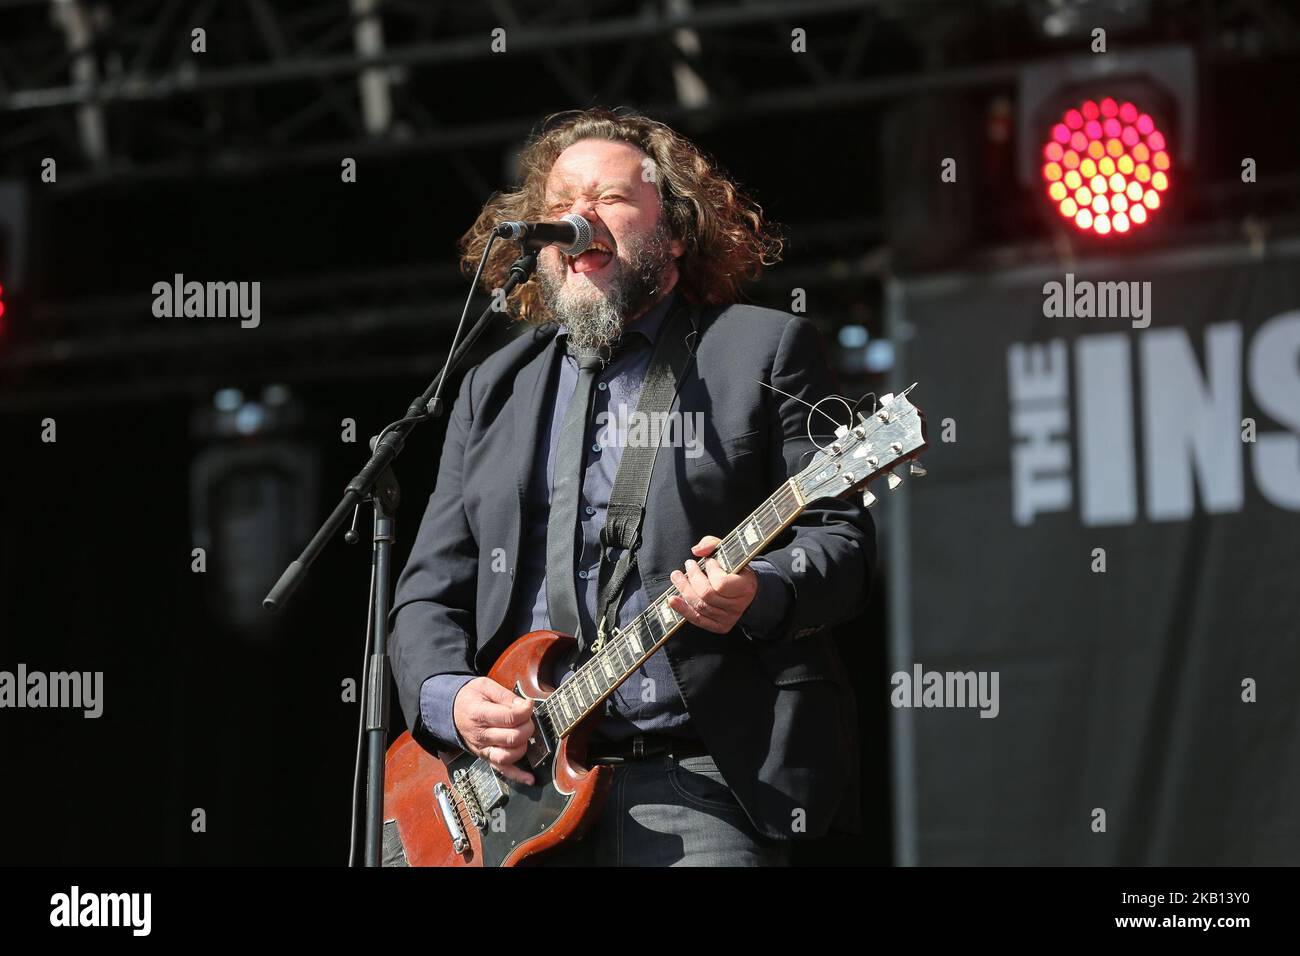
top-left (860, 489), bottom-right (877, 508)
top-left (886, 470), bottom-right (903, 490)
top-left (909, 460), bottom-right (927, 477)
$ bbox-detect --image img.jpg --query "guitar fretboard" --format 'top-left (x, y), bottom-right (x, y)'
top-left (534, 477), bottom-right (806, 741)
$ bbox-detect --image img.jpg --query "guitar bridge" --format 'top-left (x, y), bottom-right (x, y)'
top-left (451, 770), bottom-right (485, 831)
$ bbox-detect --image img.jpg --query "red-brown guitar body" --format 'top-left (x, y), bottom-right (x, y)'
top-left (382, 629), bottom-right (612, 867)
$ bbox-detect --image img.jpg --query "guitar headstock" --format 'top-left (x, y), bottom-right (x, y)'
top-left (794, 387), bottom-right (929, 508)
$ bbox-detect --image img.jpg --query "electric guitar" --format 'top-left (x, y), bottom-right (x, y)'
top-left (383, 388), bottom-right (928, 866)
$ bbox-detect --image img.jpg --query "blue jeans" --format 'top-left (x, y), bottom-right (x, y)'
top-left (535, 752), bottom-right (791, 867)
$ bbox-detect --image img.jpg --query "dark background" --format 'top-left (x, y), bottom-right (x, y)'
top-left (1, 1), bottom-right (1297, 865)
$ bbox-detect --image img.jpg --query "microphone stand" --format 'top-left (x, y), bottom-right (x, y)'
top-left (263, 247), bottom-right (539, 867)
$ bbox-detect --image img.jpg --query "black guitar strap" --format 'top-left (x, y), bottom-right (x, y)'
top-left (584, 293), bottom-right (698, 657)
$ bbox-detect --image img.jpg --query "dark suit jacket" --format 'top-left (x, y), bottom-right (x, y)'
top-left (389, 299), bottom-right (876, 840)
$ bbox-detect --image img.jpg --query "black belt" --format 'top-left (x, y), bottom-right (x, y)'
top-left (587, 733), bottom-right (708, 762)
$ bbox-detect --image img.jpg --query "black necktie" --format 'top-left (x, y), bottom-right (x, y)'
top-left (545, 344), bottom-right (607, 640)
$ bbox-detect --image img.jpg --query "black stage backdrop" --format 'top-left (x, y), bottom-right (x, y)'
top-left (889, 238), bottom-right (1300, 864)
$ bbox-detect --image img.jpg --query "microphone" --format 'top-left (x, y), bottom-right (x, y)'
top-left (493, 213), bottom-right (593, 255)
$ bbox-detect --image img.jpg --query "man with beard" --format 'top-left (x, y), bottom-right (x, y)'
top-left (388, 108), bottom-right (874, 866)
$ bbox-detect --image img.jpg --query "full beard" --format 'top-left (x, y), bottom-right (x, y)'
top-left (537, 221), bottom-right (676, 351)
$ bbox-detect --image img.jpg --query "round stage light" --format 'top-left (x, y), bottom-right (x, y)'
top-left (1042, 98), bottom-right (1171, 236)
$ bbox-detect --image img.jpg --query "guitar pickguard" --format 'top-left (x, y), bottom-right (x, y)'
top-left (447, 750), bottom-right (577, 867)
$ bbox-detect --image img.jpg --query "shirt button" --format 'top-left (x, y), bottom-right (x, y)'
top-left (597, 382), bottom-right (608, 391)
top-left (585, 506), bottom-right (596, 516)
top-left (578, 569), bottom-right (589, 580)
top-left (591, 442), bottom-right (602, 453)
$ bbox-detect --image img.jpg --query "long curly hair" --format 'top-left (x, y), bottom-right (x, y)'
top-left (459, 107), bottom-right (783, 325)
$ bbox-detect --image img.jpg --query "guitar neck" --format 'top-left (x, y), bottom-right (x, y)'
top-left (536, 477), bottom-right (807, 741)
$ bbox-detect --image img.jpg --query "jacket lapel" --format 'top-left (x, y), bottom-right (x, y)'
top-left (475, 332), bottom-right (559, 658)
top-left (512, 332), bottom-right (561, 504)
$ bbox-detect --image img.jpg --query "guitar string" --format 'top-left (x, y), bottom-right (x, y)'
top-left (460, 405), bottom-right (916, 795)
top-left (453, 485), bottom-right (807, 809)
top-left (543, 494), bottom-right (806, 737)
top-left (452, 409), bottom-right (917, 810)
top-left (544, 480), bottom-right (803, 732)
top-left (539, 405), bottom-right (917, 738)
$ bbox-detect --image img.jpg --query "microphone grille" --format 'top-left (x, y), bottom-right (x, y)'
top-left (559, 214), bottom-right (593, 255)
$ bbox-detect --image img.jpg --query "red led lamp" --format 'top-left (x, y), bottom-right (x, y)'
top-left (1041, 97), bottom-right (1171, 236)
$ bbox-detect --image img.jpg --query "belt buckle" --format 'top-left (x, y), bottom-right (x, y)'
top-left (632, 735), bottom-right (645, 758)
